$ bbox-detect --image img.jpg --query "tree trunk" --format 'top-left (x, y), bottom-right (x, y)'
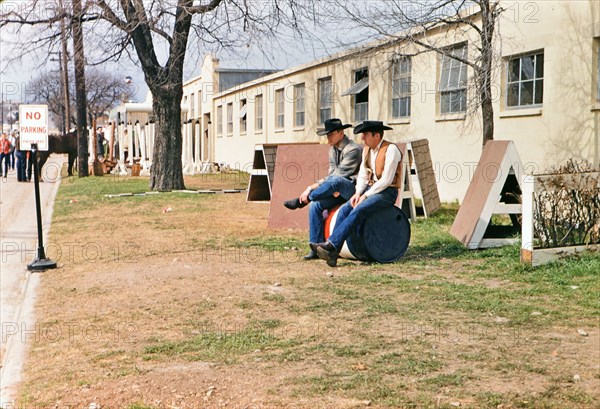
top-left (480, 71), bottom-right (494, 147)
top-left (479, 0), bottom-right (495, 147)
top-left (149, 88), bottom-right (185, 190)
top-left (72, 0), bottom-right (88, 177)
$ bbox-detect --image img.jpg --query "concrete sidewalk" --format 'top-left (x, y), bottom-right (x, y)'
top-left (0, 156), bottom-right (65, 405)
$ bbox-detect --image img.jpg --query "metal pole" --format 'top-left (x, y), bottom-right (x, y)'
top-left (27, 143), bottom-right (57, 271)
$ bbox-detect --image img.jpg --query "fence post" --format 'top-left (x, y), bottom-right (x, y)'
top-left (520, 174), bottom-right (535, 264)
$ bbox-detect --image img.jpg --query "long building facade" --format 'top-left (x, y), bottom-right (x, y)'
top-left (182, 0), bottom-right (600, 201)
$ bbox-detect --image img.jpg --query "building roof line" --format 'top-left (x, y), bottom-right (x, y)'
top-left (213, 5), bottom-right (483, 98)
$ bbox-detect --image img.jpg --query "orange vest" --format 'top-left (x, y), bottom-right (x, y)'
top-left (362, 140), bottom-right (402, 188)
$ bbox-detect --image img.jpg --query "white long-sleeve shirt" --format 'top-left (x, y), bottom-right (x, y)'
top-left (355, 140), bottom-right (402, 197)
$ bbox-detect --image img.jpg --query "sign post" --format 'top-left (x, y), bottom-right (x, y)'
top-left (19, 104), bottom-right (57, 271)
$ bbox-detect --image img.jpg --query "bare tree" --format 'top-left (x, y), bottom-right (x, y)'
top-left (87, 0), bottom-right (317, 190)
top-left (0, 0), bottom-right (98, 175)
top-left (334, 0), bottom-right (502, 147)
top-left (29, 68), bottom-right (134, 127)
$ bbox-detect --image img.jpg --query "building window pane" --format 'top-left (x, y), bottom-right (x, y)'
top-left (506, 51), bottom-right (544, 107)
top-left (294, 83), bottom-right (305, 127)
top-left (319, 77), bottom-right (332, 124)
top-left (597, 40), bottom-right (600, 100)
top-left (275, 89), bottom-right (285, 129)
top-left (255, 95), bottom-right (263, 131)
top-left (439, 45), bottom-right (468, 114)
top-left (190, 93), bottom-right (195, 118)
top-left (216, 105), bottom-right (223, 136)
top-left (240, 99), bottom-right (247, 133)
top-left (392, 56), bottom-right (411, 118)
top-left (227, 102), bottom-right (233, 134)
top-left (354, 68), bottom-right (369, 122)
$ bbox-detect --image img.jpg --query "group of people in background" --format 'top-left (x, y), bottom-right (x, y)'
top-left (0, 130), bottom-right (33, 182)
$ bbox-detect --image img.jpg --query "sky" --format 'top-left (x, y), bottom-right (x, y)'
top-left (0, 0), bottom-right (369, 107)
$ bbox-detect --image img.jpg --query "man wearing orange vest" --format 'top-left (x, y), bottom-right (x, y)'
top-left (312, 120), bottom-right (402, 267)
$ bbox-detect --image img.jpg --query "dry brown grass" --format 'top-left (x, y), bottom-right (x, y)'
top-left (15, 174), bottom-right (600, 409)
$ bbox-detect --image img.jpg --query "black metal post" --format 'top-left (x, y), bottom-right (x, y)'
top-left (27, 144), bottom-right (57, 271)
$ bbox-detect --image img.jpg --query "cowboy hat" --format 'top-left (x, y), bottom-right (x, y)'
top-left (353, 120), bottom-right (393, 134)
top-left (316, 118), bottom-right (352, 136)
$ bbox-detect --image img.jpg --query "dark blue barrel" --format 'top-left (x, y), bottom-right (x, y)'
top-left (327, 206), bottom-right (411, 263)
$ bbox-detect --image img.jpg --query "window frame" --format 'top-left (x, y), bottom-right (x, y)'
top-left (190, 93), bottom-right (195, 118)
top-left (255, 94), bottom-right (263, 131)
top-left (439, 44), bottom-right (468, 114)
top-left (353, 67), bottom-right (369, 122)
top-left (392, 56), bottom-right (412, 118)
top-left (216, 105), bottom-right (223, 137)
top-left (294, 83), bottom-right (305, 127)
top-left (226, 102), bottom-right (233, 135)
top-left (240, 98), bottom-right (247, 134)
top-left (596, 38), bottom-right (600, 101)
top-left (318, 77), bottom-right (333, 124)
top-left (505, 50), bottom-right (544, 109)
top-left (275, 88), bottom-right (285, 129)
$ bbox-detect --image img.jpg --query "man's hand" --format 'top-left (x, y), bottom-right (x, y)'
top-left (299, 187), bottom-right (311, 204)
top-left (350, 192), bottom-right (364, 208)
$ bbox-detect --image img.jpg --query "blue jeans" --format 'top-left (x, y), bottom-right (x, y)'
top-left (16, 151), bottom-right (27, 181)
top-left (307, 176), bottom-right (356, 244)
top-left (0, 153), bottom-right (9, 177)
top-left (328, 186), bottom-right (398, 251)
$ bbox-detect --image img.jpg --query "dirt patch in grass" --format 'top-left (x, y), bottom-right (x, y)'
top-left (16, 175), bottom-right (600, 408)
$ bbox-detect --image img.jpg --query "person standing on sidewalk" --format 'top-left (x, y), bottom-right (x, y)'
top-left (9, 131), bottom-right (17, 170)
top-left (15, 136), bottom-right (27, 182)
top-left (0, 133), bottom-right (11, 179)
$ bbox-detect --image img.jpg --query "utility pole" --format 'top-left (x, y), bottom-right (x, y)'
top-left (59, 0), bottom-right (71, 133)
top-left (50, 51), bottom-right (67, 134)
top-left (8, 100), bottom-right (12, 131)
top-left (72, 0), bottom-right (88, 177)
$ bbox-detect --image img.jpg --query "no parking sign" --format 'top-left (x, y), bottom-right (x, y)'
top-left (19, 104), bottom-right (49, 151)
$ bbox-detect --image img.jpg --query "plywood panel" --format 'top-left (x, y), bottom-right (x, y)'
top-left (450, 141), bottom-right (511, 247)
top-left (268, 144), bottom-right (331, 230)
top-left (410, 139), bottom-right (441, 216)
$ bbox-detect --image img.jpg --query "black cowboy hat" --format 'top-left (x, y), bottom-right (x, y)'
top-left (353, 120), bottom-right (393, 134)
top-left (316, 118), bottom-right (352, 136)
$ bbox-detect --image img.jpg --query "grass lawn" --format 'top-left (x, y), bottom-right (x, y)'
top-left (17, 173), bottom-right (599, 409)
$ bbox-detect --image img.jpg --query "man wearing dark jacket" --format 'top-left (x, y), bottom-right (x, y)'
top-left (284, 118), bottom-right (362, 260)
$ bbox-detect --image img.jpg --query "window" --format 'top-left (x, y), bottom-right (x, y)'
top-left (596, 39), bottom-right (600, 101)
top-left (255, 94), bottom-right (263, 131)
top-left (275, 89), bottom-right (285, 129)
top-left (319, 77), bottom-right (333, 123)
top-left (439, 45), bottom-right (468, 114)
top-left (240, 99), bottom-right (247, 133)
top-left (506, 51), bottom-right (544, 107)
top-left (190, 93), bottom-right (195, 118)
top-left (353, 68), bottom-right (369, 122)
top-left (216, 105), bottom-right (223, 136)
top-left (294, 83), bottom-right (305, 127)
top-left (227, 102), bottom-right (233, 134)
top-left (392, 56), bottom-right (412, 118)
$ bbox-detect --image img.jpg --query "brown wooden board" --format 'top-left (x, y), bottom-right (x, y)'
top-left (268, 144), bottom-right (331, 230)
top-left (450, 140), bottom-right (523, 248)
top-left (410, 139), bottom-right (441, 216)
